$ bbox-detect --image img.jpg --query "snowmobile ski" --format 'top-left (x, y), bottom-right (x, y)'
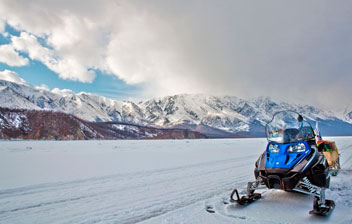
top-left (230, 188), bottom-right (261, 205)
top-left (309, 197), bottom-right (335, 216)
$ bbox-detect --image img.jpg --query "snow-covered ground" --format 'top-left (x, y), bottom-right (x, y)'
top-left (0, 137), bottom-right (351, 224)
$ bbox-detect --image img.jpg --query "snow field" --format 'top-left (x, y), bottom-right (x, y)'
top-left (0, 137), bottom-right (351, 223)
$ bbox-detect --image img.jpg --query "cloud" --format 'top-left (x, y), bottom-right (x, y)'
top-left (0, 69), bottom-right (27, 85)
top-left (34, 84), bottom-right (50, 91)
top-left (0, 44), bottom-right (29, 66)
top-left (0, 1), bottom-right (351, 108)
top-left (11, 32), bottom-right (95, 83)
top-left (0, 19), bottom-right (4, 33)
top-left (51, 87), bottom-right (74, 96)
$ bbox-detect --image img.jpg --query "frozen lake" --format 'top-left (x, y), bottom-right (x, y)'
top-left (0, 137), bottom-right (352, 223)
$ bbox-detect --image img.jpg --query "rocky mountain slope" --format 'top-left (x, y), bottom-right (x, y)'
top-left (1, 79), bottom-right (351, 137)
top-left (0, 107), bottom-right (206, 140)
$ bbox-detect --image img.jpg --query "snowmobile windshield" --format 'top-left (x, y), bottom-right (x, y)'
top-left (266, 111), bottom-right (315, 144)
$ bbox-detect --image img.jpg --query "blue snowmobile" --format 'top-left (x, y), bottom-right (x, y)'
top-left (230, 111), bottom-right (335, 216)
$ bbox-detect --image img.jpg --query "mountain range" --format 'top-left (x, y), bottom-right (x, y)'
top-left (1, 79), bottom-right (352, 138)
top-left (0, 107), bottom-right (206, 140)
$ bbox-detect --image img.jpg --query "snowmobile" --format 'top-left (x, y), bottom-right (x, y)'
top-left (230, 111), bottom-right (335, 216)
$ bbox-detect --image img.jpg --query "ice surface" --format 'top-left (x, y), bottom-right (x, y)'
top-left (0, 137), bottom-right (351, 223)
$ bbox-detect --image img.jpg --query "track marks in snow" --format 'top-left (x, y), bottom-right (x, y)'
top-left (0, 155), bottom-right (255, 224)
top-left (1, 138), bottom-right (352, 224)
top-left (0, 195), bottom-right (87, 215)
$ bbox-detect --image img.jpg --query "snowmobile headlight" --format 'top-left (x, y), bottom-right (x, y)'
top-left (288, 143), bottom-right (306, 153)
top-left (268, 144), bottom-right (279, 153)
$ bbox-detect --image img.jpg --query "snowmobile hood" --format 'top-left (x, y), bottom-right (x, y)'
top-left (265, 141), bottom-right (312, 170)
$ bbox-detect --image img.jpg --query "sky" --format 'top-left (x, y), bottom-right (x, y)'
top-left (0, 0), bottom-right (351, 108)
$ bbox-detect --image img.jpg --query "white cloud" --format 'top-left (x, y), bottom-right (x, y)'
top-left (11, 32), bottom-right (95, 83)
top-left (0, 1), bottom-right (189, 94)
top-left (0, 1), bottom-right (351, 108)
top-left (34, 84), bottom-right (50, 91)
top-left (0, 69), bottom-right (27, 85)
top-left (51, 87), bottom-right (74, 96)
top-left (0, 19), bottom-right (4, 33)
top-left (0, 44), bottom-right (29, 66)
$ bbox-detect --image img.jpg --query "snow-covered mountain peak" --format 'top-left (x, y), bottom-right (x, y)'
top-left (1, 79), bottom-right (352, 136)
